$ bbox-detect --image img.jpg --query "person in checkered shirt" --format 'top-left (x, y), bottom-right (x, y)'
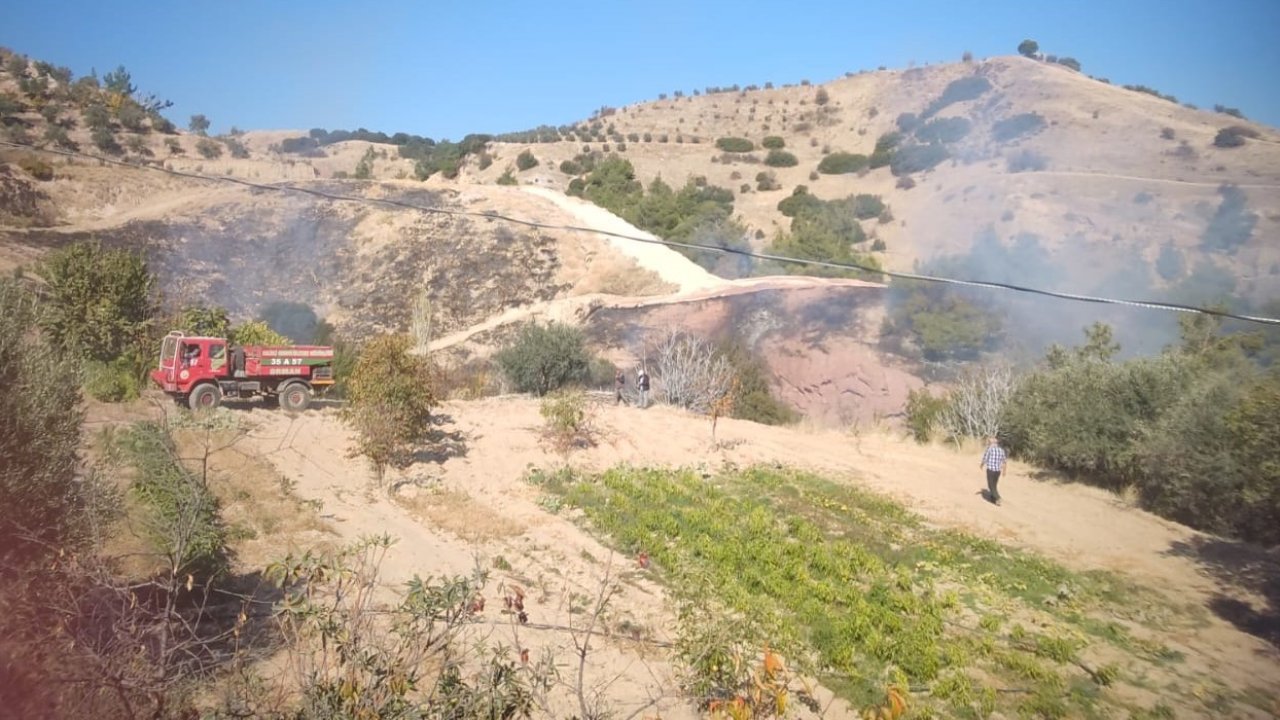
top-left (980, 435), bottom-right (1008, 506)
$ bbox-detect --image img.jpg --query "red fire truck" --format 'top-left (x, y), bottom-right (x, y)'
top-left (150, 331), bottom-right (335, 411)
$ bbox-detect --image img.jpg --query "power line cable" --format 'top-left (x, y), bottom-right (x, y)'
top-left (4, 139), bottom-right (1278, 326)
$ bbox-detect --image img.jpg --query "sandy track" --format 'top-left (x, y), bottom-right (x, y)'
top-left (242, 397), bottom-right (1280, 710)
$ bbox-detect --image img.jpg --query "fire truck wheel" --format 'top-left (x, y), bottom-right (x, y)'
top-left (280, 383), bottom-right (312, 412)
top-left (187, 383), bottom-right (222, 411)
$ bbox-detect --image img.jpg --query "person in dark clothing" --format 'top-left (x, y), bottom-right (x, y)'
top-left (980, 435), bottom-right (1008, 506)
top-left (615, 369), bottom-right (627, 405)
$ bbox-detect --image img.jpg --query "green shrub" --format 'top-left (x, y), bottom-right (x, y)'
top-left (176, 305), bottom-right (231, 337)
top-left (851, 194), bottom-right (885, 219)
top-left (763, 149), bottom-right (798, 167)
top-left (761, 135), bottom-right (785, 149)
top-left (36, 242), bottom-right (155, 361)
top-left (718, 342), bottom-right (797, 425)
top-left (42, 124), bottom-right (73, 150)
top-left (539, 389), bottom-right (595, 451)
top-left (91, 125), bottom-right (120, 154)
top-left (196, 137), bottom-right (222, 159)
top-left (558, 159), bottom-right (582, 175)
top-left (115, 421), bottom-right (228, 577)
top-left (0, 281), bottom-right (87, 568)
top-left (817, 152), bottom-right (869, 174)
top-left (495, 322), bottom-right (590, 396)
top-left (117, 102), bottom-right (147, 132)
top-left (992, 113), bottom-right (1046, 143)
top-left (342, 334), bottom-right (436, 483)
top-left (229, 320), bottom-right (290, 346)
top-left (1213, 126), bottom-right (1257, 148)
top-left (890, 143), bottom-right (949, 176)
top-left (755, 170), bottom-right (780, 191)
top-left (496, 169), bottom-right (517, 185)
top-left (715, 136), bottom-right (755, 153)
top-left (515, 149), bottom-right (538, 170)
top-left (905, 388), bottom-right (948, 442)
top-left (17, 155), bottom-right (53, 181)
top-left (83, 357), bottom-right (140, 402)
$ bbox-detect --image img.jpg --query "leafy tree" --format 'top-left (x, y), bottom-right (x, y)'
top-left (176, 305), bottom-right (231, 337)
top-left (229, 320), bottom-right (291, 346)
top-left (0, 280), bottom-right (86, 568)
top-left (341, 334), bottom-right (436, 483)
top-left (1018, 39), bottom-right (1039, 58)
top-left (36, 242), bottom-right (154, 361)
top-left (515, 149), bottom-right (539, 171)
top-left (188, 113), bottom-right (210, 136)
top-left (1057, 57), bottom-right (1081, 71)
top-left (495, 322), bottom-right (590, 396)
top-left (102, 65), bottom-right (135, 98)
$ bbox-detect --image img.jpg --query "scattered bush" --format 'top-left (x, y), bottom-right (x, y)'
top-left (42, 124), bottom-right (74, 150)
top-left (763, 149), bottom-right (798, 167)
top-left (817, 152), bottom-right (869, 174)
top-left (223, 136), bottom-right (250, 159)
top-left (992, 113), bottom-right (1046, 143)
top-left (761, 135), bottom-right (785, 149)
top-left (496, 322), bottom-right (590, 396)
top-left (496, 168), bottom-right (517, 185)
top-left (1018, 39), bottom-right (1039, 58)
top-left (1213, 126), bottom-right (1257, 148)
top-left (896, 175), bottom-right (916, 190)
top-left (91, 125), bottom-right (120, 154)
top-left (1160, 127), bottom-right (1175, 140)
top-left (905, 388), bottom-right (949, 442)
top-left (814, 88), bottom-right (830, 106)
top-left (515, 149), bottom-right (538, 170)
top-left (755, 171), bottom-right (780, 191)
top-left (559, 159), bottom-right (582, 175)
top-left (716, 136), bottom-right (755, 153)
top-left (17, 155), bottom-right (53, 181)
top-left (195, 137), bottom-right (222, 159)
top-left (1213, 104), bottom-right (1245, 119)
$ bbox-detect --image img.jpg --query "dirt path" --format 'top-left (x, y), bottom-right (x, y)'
top-left (241, 397), bottom-right (1280, 712)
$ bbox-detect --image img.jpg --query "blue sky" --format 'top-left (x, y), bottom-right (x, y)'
top-left (5, 1), bottom-right (1278, 138)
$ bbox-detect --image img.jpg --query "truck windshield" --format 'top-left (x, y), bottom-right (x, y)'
top-left (160, 336), bottom-right (178, 369)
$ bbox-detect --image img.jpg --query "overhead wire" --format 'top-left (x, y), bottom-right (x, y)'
top-left (3, 139), bottom-right (1278, 326)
